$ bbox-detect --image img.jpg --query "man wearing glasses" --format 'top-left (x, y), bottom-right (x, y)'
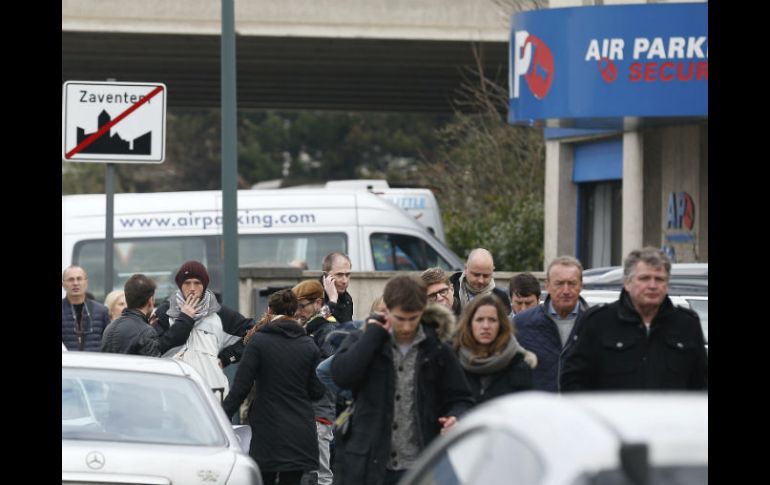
top-left (61, 265), bottom-right (111, 351)
top-left (422, 267), bottom-right (538, 367)
top-left (420, 267), bottom-right (459, 314)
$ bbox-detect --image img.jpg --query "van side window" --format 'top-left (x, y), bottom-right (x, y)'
top-left (75, 237), bottom-right (208, 302)
top-left (238, 233), bottom-right (346, 271)
top-left (371, 233), bottom-right (452, 271)
top-left (74, 233), bottom-right (347, 302)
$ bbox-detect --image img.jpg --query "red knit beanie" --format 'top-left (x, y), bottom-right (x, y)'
top-left (175, 260), bottom-right (210, 290)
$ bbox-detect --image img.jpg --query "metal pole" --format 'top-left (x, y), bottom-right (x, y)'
top-left (221, 0), bottom-right (239, 310)
top-left (105, 163), bottom-right (115, 298)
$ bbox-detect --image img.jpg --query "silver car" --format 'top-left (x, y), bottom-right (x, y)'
top-left (62, 351), bottom-right (261, 484)
top-left (400, 391), bottom-right (707, 485)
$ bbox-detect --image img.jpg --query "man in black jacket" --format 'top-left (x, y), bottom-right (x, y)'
top-left (331, 274), bottom-right (473, 485)
top-left (449, 248), bottom-right (511, 317)
top-left (560, 247), bottom-right (707, 391)
top-left (101, 274), bottom-right (160, 356)
top-left (321, 252), bottom-right (354, 323)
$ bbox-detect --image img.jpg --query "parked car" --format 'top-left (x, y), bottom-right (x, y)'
top-left (62, 352), bottom-right (261, 484)
top-left (400, 391), bottom-right (707, 485)
top-left (582, 263), bottom-right (707, 296)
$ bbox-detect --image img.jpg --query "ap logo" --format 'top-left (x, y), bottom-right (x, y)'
top-left (512, 31), bottom-right (554, 100)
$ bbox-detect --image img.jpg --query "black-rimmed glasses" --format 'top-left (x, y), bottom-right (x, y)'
top-left (427, 286), bottom-right (452, 301)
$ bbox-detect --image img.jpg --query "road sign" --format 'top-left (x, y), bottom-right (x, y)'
top-left (62, 81), bottom-right (167, 163)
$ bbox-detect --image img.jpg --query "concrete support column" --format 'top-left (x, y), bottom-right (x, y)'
top-left (622, 131), bottom-right (644, 256)
top-left (544, 140), bottom-right (576, 269)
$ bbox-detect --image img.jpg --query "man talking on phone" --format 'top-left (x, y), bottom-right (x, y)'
top-left (330, 274), bottom-right (473, 485)
top-left (321, 252), bottom-right (354, 323)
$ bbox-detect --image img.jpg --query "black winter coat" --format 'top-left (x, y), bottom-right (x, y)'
top-left (461, 352), bottom-right (532, 405)
top-left (560, 289), bottom-right (708, 391)
top-left (222, 319), bottom-right (326, 472)
top-left (330, 322), bottom-right (474, 485)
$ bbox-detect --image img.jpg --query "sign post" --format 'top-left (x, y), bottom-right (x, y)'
top-left (62, 81), bottom-right (167, 297)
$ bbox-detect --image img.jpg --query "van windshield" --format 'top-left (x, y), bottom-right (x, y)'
top-left (371, 233), bottom-right (453, 271)
top-left (74, 233), bottom-right (346, 301)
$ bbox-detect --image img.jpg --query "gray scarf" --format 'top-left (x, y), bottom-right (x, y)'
top-left (458, 273), bottom-right (497, 310)
top-left (167, 289), bottom-right (220, 321)
top-left (458, 337), bottom-right (520, 374)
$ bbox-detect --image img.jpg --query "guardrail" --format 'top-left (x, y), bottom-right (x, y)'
top-left (238, 267), bottom-right (546, 321)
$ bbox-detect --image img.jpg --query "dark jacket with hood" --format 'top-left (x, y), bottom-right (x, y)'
top-left (223, 318), bottom-right (326, 472)
top-left (449, 271), bottom-right (512, 317)
top-left (330, 304), bottom-right (474, 485)
top-left (154, 298), bottom-right (253, 365)
top-left (513, 294), bottom-right (589, 392)
top-left (560, 289), bottom-right (707, 391)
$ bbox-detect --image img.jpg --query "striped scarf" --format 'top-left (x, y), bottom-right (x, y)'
top-left (168, 288), bottom-right (220, 321)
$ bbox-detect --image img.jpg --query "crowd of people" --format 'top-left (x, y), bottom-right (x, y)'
top-left (62, 245), bottom-right (707, 485)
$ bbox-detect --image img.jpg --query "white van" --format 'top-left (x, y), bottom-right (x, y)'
top-left (62, 189), bottom-right (463, 302)
top-left (323, 180), bottom-right (447, 242)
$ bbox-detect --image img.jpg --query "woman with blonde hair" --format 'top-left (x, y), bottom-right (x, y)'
top-left (103, 290), bottom-right (127, 322)
top-left (454, 294), bottom-right (532, 405)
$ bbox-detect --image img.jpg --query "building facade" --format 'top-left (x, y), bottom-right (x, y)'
top-left (511, 0), bottom-right (707, 268)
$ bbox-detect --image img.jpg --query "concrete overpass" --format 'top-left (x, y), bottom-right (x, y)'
top-left (62, 0), bottom-right (532, 112)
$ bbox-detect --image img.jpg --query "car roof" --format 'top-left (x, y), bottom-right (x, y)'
top-left (62, 351), bottom-right (193, 377)
top-left (582, 263), bottom-right (708, 295)
top-left (457, 392), bottom-right (707, 471)
top-left (580, 289), bottom-right (695, 306)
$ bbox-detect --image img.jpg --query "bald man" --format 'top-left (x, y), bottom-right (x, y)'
top-left (448, 248), bottom-right (511, 317)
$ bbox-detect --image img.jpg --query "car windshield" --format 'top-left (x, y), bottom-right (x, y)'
top-left (62, 368), bottom-right (226, 447)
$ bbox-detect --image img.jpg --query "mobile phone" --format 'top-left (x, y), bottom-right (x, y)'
top-left (367, 312), bottom-right (386, 325)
